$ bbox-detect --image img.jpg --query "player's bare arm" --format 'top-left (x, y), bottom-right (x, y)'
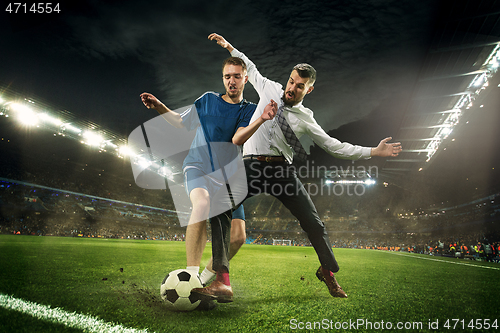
top-left (208, 33), bottom-right (234, 53)
top-left (370, 137), bottom-right (402, 157)
top-left (140, 92), bottom-right (184, 129)
top-left (232, 99), bottom-right (277, 146)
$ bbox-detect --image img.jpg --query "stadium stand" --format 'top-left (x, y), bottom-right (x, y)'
top-left (0, 105), bottom-right (499, 264)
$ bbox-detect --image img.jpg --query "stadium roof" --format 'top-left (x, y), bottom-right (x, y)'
top-left (0, 86), bottom-right (183, 186)
top-left (382, 1), bottom-right (500, 177)
top-left (0, 86), bottom-right (128, 151)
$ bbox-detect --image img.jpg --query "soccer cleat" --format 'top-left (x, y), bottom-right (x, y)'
top-left (316, 266), bottom-right (348, 298)
top-left (191, 280), bottom-right (234, 303)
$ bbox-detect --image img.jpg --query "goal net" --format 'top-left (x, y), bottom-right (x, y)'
top-left (272, 239), bottom-right (292, 246)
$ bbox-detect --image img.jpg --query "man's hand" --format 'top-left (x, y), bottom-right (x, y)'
top-left (232, 99), bottom-right (278, 146)
top-left (140, 92), bottom-right (162, 110)
top-left (371, 137), bottom-right (402, 157)
top-left (140, 92), bottom-right (183, 128)
top-left (261, 99), bottom-right (277, 121)
top-left (208, 33), bottom-right (234, 53)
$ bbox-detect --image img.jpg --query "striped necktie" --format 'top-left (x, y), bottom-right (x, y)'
top-left (276, 104), bottom-right (308, 161)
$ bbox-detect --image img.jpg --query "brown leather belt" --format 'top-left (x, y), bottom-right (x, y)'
top-left (243, 155), bottom-right (285, 163)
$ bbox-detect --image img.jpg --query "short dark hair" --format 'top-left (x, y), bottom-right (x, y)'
top-left (293, 63), bottom-right (316, 86)
top-left (222, 57), bottom-right (247, 73)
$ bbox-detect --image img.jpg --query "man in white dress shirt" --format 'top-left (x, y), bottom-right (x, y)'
top-left (193, 33), bottom-right (402, 302)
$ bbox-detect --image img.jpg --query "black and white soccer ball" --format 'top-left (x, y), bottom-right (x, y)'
top-left (160, 269), bottom-right (203, 311)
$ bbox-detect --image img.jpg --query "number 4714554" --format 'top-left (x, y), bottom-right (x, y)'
top-left (6, 3), bottom-right (61, 14)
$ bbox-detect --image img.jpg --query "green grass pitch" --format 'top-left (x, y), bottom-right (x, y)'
top-left (0, 235), bottom-right (499, 332)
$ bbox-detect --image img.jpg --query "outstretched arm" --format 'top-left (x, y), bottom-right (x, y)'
top-left (140, 92), bottom-right (184, 128)
top-left (232, 99), bottom-right (278, 146)
top-left (208, 33), bottom-right (278, 102)
top-left (208, 33), bottom-right (234, 53)
top-left (370, 137), bottom-right (402, 157)
top-left (306, 117), bottom-right (401, 160)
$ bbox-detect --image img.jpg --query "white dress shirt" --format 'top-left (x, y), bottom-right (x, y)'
top-left (231, 48), bottom-right (372, 164)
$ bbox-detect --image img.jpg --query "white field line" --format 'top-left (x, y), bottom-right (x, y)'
top-left (0, 293), bottom-right (152, 333)
top-left (384, 251), bottom-right (500, 270)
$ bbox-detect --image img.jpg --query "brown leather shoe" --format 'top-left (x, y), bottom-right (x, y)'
top-left (191, 280), bottom-right (233, 303)
top-left (316, 266), bottom-right (348, 298)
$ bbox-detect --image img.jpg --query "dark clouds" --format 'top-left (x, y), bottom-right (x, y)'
top-left (1, 0), bottom-right (441, 136)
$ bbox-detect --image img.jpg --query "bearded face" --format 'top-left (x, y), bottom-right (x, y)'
top-left (283, 70), bottom-right (314, 106)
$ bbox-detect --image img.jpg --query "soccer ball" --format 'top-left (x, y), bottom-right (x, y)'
top-left (160, 269), bottom-right (203, 311)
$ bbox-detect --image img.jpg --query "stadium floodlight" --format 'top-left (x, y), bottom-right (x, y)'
top-left (420, 45), bottom-right (500, 164)
top-left (439, 126), bottom-right (453, 138)
top-left (10, 102), bottom-right (30, 112)
top-left (39, 113), bottom-right (62, 126)
top-left (83, 130), bottom-right (104, 147)
top-left (105, 140), bottom-right (118, 149)
top-left (1, 90), bottom-right (151, 174)
top-left (335, 180), bottom-right (367, 184)
top-left (62, 123), bottom-right (82, 134)
top-left (137, 157), bottom-right (152, 169)
top-left (486, 44), bottom-right (500, 69)
top-left (18, 112), bottom-right (39, 126)
top-left (364, 179), bottom-right (376, 185)
top-left (11, 103), bottom-right (39, 126)
top-left (472, 73), bottom-right (486, 87)
top-left (118, 145), bottom-right (135, 158)
top-left (159, 166), bottom-right (169, 176)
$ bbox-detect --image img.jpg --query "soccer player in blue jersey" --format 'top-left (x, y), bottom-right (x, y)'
top-left (140, 56), bottom-right (277, 296)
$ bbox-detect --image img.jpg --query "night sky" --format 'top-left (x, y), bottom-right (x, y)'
top-left (1, 0), bottom-right (439, 134)
top-left (1, 0), bottom-right (499, 206)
